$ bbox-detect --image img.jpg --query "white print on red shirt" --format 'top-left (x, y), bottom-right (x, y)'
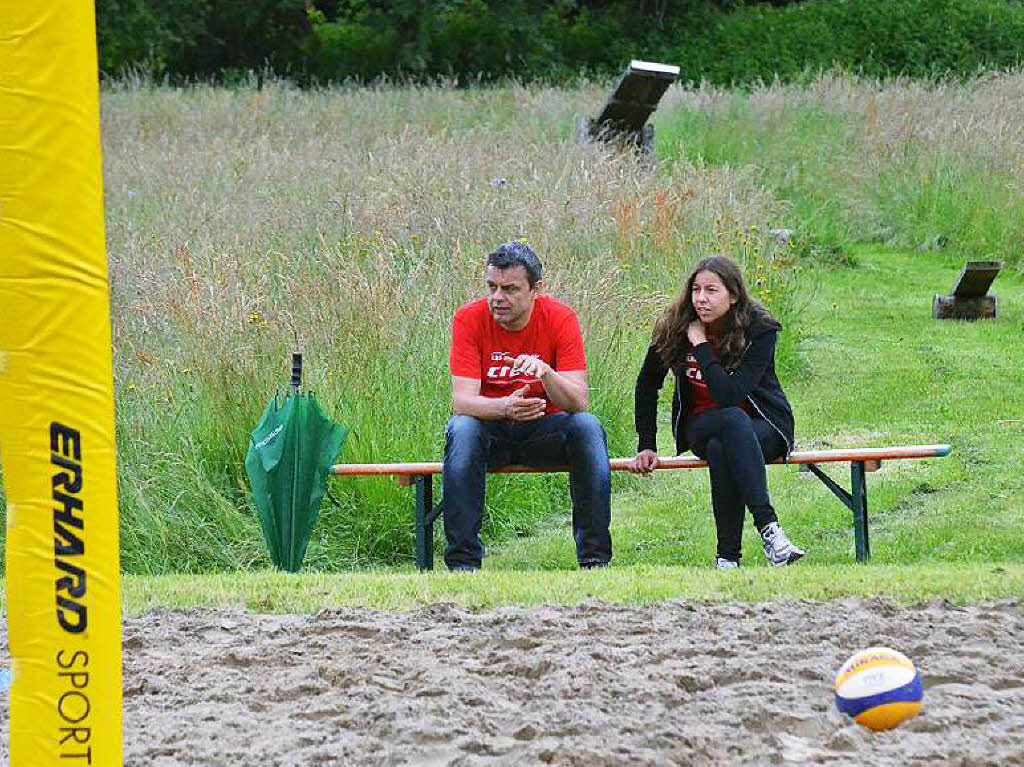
top-left (684, 353), bottom-right (707, 386)
top-left (486, 352), bottom-right (540, 386)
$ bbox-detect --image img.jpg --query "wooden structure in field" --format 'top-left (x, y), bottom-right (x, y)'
top-left (933, 261), bottom-right (1002, 320)
top-left (578, 60), bottom-right (680, 157)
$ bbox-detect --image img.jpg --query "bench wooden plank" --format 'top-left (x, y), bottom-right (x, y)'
top-left (951, 260), bottom-right (1002, 298)
top-left (329, 444), bottom-right (951, 477)
top-left (594, 60), bottom-right (680, 134)
top-left (934, 260), bottom-right (1001, 320)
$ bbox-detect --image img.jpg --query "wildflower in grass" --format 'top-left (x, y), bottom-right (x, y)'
top-left (248, 310), bottom-right (264, 325)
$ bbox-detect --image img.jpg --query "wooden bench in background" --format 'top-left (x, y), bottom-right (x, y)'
top-left (577, 59), bottom-right (680, 158)
top-left (331, 444), bottom-right (951, 571)
top-left (933, 260), bottom-right (1001, 320)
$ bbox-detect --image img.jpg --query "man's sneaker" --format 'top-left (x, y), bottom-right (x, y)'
top-left (715, 557), bottom-right (740, 570)
top-left (760, 522), bottom-right (805, 566)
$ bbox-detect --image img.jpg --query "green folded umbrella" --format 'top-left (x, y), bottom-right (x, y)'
top-left (245, 370), bottom-right (347, 572)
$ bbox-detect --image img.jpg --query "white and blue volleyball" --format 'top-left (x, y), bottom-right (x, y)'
top-left (834, 647), bottom-right (923, 731)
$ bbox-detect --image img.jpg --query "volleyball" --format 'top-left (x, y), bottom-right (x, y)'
top-left (834, 647), bottom-right (923, 731)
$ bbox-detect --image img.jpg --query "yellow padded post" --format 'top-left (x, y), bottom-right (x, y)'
top-left (0, 4), bottom-right (123, 764)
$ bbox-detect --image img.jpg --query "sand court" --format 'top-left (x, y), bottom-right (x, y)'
top-left (3, 597), bottom-right (1023, 765)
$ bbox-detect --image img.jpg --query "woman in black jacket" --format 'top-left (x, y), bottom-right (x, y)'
top-left (629, 255), bottom-right (804, 568)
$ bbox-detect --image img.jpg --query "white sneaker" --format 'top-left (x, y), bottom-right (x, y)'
top-left (761, 522), bottom-right (805, 566)
top-left (715, 557), bottom-right (740, 570)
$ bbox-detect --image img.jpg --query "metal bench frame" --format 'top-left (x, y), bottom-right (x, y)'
top-left (331, 445), bottom-right (951, 571)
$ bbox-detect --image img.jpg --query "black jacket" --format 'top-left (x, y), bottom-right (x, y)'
top-left (634, 322), bottom-right (795, 456)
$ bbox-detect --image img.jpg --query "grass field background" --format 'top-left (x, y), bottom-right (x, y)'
top-left (2, 72), bottom-right (1024, 607)
top-left (489, 245), bottom-right (1024, 572)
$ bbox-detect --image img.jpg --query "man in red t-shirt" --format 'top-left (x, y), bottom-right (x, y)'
top-left (444, 241), bottom-right (612, 571)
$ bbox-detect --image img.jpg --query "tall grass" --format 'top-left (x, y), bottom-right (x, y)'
top-left (80, 79), bottom-right (792, 572)
top-left (656, 71), bottom-right (1024, 268)
top-left (7, 71), bottom-right (1022, 573)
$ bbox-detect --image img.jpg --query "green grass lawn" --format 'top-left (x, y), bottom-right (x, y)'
top-left (486, 246), bottom-right (1024, 571)
top-left (102, 246), bottom-right (1024, 612)
top-left (5, 77), bottom-right (1024, 611)
top-left (1, 249), bottom-right (1021, 615)
top-left (116, 562), bottom-right (1024, 614)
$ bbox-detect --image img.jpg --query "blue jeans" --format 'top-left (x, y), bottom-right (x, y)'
top-left (442, 412), bottom-right (613, 570)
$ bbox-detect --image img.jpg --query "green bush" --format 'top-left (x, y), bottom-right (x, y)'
top-left (308, 21), bottom-right (399, 82)
top-left (96, 0), bottom-right (209, 76)
top-left (97, 0), bottom-right (1024, 85)
top-left (676, 0), bottom-right (1024, 86)
top-left (96, 0), bottom-right (310, 78)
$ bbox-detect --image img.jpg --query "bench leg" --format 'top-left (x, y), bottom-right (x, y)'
top-left (851, 461), bottom-right (870, 563)
top-left (414, 475), bottom-right (434, 571)
top-left (803, 461), bottom-right (871, 563)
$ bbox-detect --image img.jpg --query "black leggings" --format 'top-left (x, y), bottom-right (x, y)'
top-left (686, 407), bottom-right (788, 561)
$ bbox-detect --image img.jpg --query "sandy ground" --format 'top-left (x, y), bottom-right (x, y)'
top-left (2, 597), bottom-right (1024, 765)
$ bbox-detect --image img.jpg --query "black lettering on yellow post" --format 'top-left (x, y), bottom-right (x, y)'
top-left (1, 4), bottom-right (123, 764)
top-left (52, 425), bottom-right (90, 633)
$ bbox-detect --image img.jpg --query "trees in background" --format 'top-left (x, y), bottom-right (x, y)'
top-left (95, 0), bottom-right (1024, 84)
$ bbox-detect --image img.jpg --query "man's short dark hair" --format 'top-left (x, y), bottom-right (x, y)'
top-left (486, 241), bottom-right (543, 288)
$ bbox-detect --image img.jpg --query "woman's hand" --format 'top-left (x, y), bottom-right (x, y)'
top-left (686, 321), bottom-right (707, 346)
top-left (629, 449), bottom-right (659, 475)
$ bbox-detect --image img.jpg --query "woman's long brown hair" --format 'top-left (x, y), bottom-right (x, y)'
top-left (652, 255), bottom-right (780, 370)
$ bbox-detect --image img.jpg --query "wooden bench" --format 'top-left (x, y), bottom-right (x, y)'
top-left (330, 444), bottom-right (951, 571)
top-left (577, 59), bottom-right (680, 157)
top-left (933, 260), bottom-right (1002, 320)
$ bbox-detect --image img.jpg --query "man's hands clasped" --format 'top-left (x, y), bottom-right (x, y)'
top-left (500, 354), bottom-right (550, 422)
top-left (503, 385), bottom-right (546, 421)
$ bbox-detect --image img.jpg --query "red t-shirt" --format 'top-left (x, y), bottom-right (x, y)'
top-left (685, 348), bottom-right (753, 418)
top-left (684, 352), bottom-right (715, 417)
top-left (449, 295), bottom-right (587, 414)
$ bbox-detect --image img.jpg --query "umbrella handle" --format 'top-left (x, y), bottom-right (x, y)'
top-left (291, 352), bottom-right (303, 392)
